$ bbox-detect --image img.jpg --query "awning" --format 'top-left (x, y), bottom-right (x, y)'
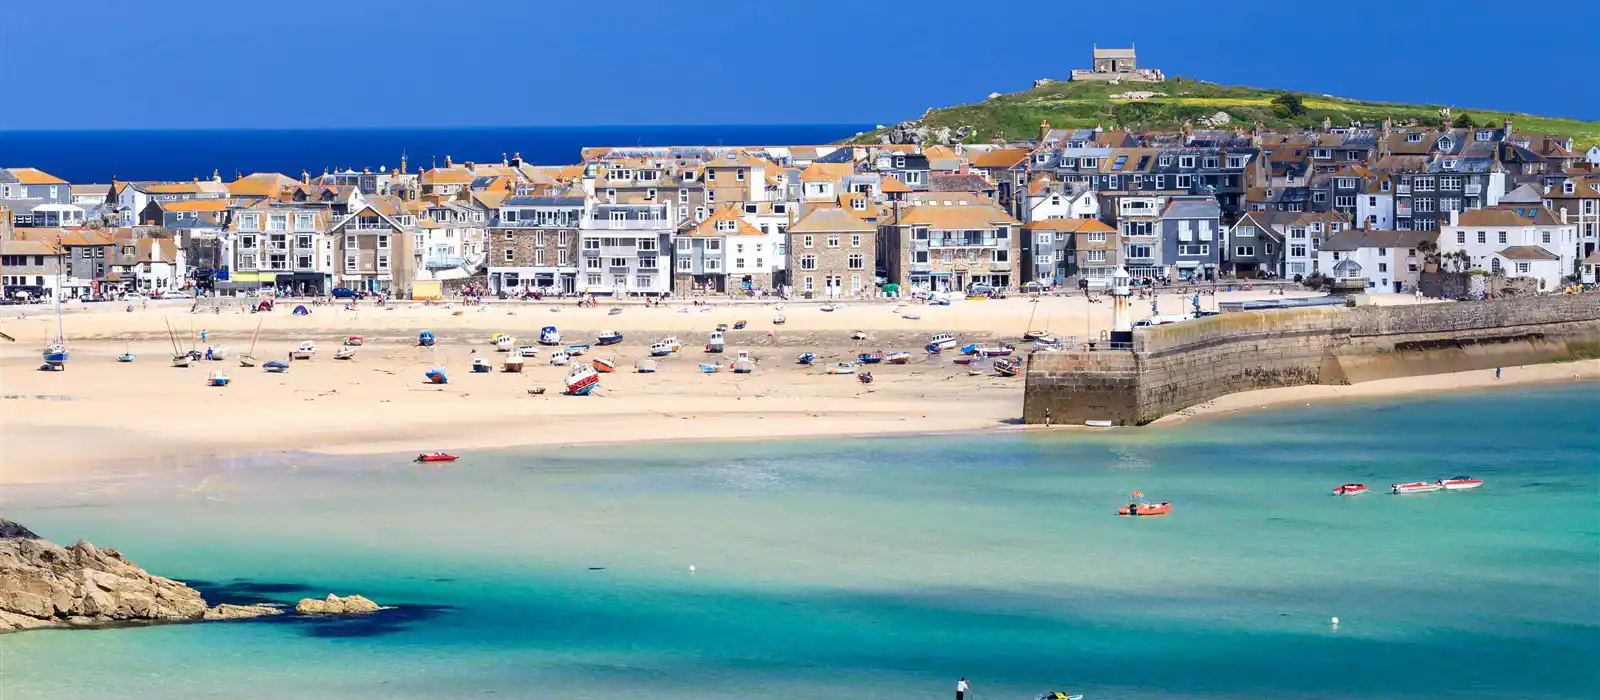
top-left (230, 271), bottom-right (267, 283)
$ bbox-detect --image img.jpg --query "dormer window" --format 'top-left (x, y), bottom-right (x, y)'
top-left (1477, 131), bottom-right (1493, 141)
top-left (1179, 156), bottom-right (1195, 169)
top-left (1081, 157), bottom-right (1099, 168)
top-left (716, 220), bottom-right (736, 232)
top-left (1437, 138), bottom-right (1452, 150)
top-left (1407, 133), bottom-right (1423, 143)
top-left (1441, 159), bottom-right (1458, 169)
top-left (1564, 181), bottom-right (1576, 194)
top-left (1380, 180), bottom-right (1392, 192)
top-left (894, 156), bottom-right (906, 169)
top-left (1159, 154), bottom-right (1175, 167)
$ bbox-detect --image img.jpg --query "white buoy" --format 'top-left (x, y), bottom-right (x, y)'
top-left (1331, 616), bottom-right (1339, 625)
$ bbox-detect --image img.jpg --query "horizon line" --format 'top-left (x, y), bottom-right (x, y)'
top-left (0, 123), bottom-right (879, 135)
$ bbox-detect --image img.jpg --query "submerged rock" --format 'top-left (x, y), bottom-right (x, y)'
top-left (203, 603), bottom-right (284, 621)
top-left (295, 594), bottom-right (380, 614)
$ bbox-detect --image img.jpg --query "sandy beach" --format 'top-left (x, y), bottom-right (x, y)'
top-left (1, 289), bottom-right (1590, 486)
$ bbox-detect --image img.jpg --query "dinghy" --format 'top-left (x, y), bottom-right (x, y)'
top-left (563, 344), bottom-right (590, 356)
top-left (425, 366), bottom-right (448, 384)
top-left (492, 333), bottom-right (516, 351)
top-left (344, 335), bottom-right (364, 346)
top-left (826, 362), bottom-right (858, 375)
top-left (334, 347), bottom-right (356, 360)
top-left (797, 352), bottom-right (816, 365)
top-left (993, 357), bottom-right (1019, 377)
top-left (118, 353), bottom-right (136, 363)
top-left (264, 360), bottom-right (289, 373)
top-left (418, 331), bottom-right (436, 347)
top-left (772, 314), bottom-right (786, 325)
top-left (207, 370), bottom-right (231, 387)
top-left (886, 351), bottom-right (912, 364)
top-left (634, 358), bottom-right (658, 374)
top-left (472, 357), bottom-right (493, 373)
top-left (858, 352), bottom-right (884, 364)
top-left (290, 340), bottom-right (316, 360)
top-left (592, 357), bottom-right (617, 373)
top-left (698, 362), bottom-right (722, 373)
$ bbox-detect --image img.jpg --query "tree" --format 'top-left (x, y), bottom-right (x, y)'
top-left (1457, 113), bottom-right (1476, 128)
top-left (1272, 93), bottom-right (1306, 118)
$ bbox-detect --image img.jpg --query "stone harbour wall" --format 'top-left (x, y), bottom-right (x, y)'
top-left (1023, 295), bottom-right (1600, 426)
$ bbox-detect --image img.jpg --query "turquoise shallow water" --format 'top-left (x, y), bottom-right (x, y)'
top-left (3, 384), bottom-right (1598, 699)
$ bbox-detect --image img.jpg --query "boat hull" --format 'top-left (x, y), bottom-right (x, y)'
top-left (596, 335), bottom-right (624, 346)
top-left (1440, 480), bottom-right (1483, 490)
top-left (1391, 482), bottom-right (1443, 495)
top-left (1333, 484), bottom-right (1369, 495)
top-left (1119, 502), bottom-right (1172, 516)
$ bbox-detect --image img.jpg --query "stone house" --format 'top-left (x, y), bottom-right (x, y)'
top-left (879, 201), bottom-right (1020, 292)
top-left (787, 205), bottom-right (876, 298)
top-left (489, 194), bottom-right (584, 295)
top-left (0, 238), bottom-right (64, 299)
top-left (1020, 218), bottom-right (1114, 285)
top-left (329, 198), bottom-right (416, 297)
top-left (1539, 176), bottom-right (1600, 260)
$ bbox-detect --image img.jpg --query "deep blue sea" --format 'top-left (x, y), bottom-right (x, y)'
top-left (0, 125), bottom-right (870, 183)
top-left (2, 385), bottom-right (1598, 699)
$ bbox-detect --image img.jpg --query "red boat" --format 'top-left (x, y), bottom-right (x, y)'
top-left (1333, 483), bottom-right (1369, 495)
top-left (1437, 476), bottom-right (1484, 490)
top-left (416, 452), bottom-right (458, 463)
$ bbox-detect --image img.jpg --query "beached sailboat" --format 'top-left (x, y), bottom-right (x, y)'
top-left (596, 330), bottom-right (624, 346)
top-left (334, 346), bottom-right (356, 360)
top-left (164, 318), bottom-right (190, 367)
top-left (239, 317), bottom-right (264, 367)
top-left (565, 364), bottom-right (600, 395)
top-left (263, 360), bottom-right (289, 373)
top-left (41, 280), bottom-right (68, 371)
top-left (425, 366), bottom-right (448, 384)
top-left (205, 345), bottom-right (230, 361)
top-left (539, 326), bottom-right (561, 345)
top-left (634, 358), bottom-right (658, 374)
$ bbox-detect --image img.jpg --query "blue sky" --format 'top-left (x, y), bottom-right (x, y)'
top-left (1, 0), bottom-right (1595, 130)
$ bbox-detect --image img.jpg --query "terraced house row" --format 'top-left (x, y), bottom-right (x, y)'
top-left (3, 118), bottom-right (1597, 299)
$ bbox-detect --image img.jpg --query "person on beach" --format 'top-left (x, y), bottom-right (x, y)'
top-left (1495, 367), bottom-right (1501, 379)
top-left (1044, 408), bottom-right (1052, 427)
top-left (956, 677), bottom-right (969, 700)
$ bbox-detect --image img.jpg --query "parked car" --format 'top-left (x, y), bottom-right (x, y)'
top-left (123, 293), bottom-right (148, 301)
top-left (159, 291), bottom-right (192, 299)
top-left (331, 287), bottom-right (366, 299)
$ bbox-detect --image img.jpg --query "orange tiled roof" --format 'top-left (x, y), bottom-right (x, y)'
top-left (6, 167), bottom-right (68, 185)
top-left (685, 205), bottom-right (762, 237)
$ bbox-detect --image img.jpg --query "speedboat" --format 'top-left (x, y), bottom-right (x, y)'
top-left (1119, 501), bottom-right (1172, 516)
top-left (596, 330), bottom-right (624, 346)
top-left (549, 351), bottom-right (571, 366)
top-left (592, 357), bottom-right (617, 373)
top-left (661, 335), bottom-right (682, 352)
top-left (515, 345), bottom-right (539, 357)
top-left (886, 351), bottom-right (911, 364)
top-left (1332, 484), bottom-right (1369, 496)
top-left (290, 340), bottom-right (316, 360)
top-left (826, 362), bottom-right (858, 375)
top-left (1438, 476), bottom-right (1484, 490)
top-left (416, 452), bottom-right (458, 463)
top-left (1391, 481), bottom-right (1443, 495)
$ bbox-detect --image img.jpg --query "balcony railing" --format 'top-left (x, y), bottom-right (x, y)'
top-left (909, 262), bottom-right (931, 272)
top-left (346, 222), bottom-right (392, 231)
top-left (1396, 204), bottom-right (1414, 217)
top-left (1464, 183), bottom-right (1482, 196)
top-left (1396, 184), bottom-right (1411, 195)
top-left (582, 217), bottom-right (671, 230)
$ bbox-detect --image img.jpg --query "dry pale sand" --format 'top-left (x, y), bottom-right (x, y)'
top-left (0, 290), bottom-right (1583, 486)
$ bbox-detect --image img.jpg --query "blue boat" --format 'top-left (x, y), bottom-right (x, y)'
top-left (418, 331), bottom-right (436, 347)
top-left (925, 343), bottom-right (943, 354)
top-left (118, 353), bottom-right (136, 363)
top-left (858, 352), bottom-right (884, 364)
top-left (43, 344), bottom-right (69, 370)
top-left (264, 360), bottom-right (289, 373)
top-left (539, 326), bottom-right (561, 345)
top-left (425, 367), bottom-right (448, 384)
top-left (959, 343), bottom-right (983, 355)
top-left (698, 362), bottom-right (721, 373)
top-left (471, 358), bottom-right (492, 373)
top-left (595, 330), bottom-right (624, 346)
top-left (797, 352), bottom-right (816, 365)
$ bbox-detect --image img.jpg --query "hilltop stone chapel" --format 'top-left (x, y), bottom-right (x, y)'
top-left (1070, 44), bottom-right (1165, 83)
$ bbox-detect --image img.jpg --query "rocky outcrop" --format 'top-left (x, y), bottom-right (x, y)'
top-left (874, 120), bottom-right (974, 145)
top-left (0, 519), bottom-right (307, 632)
top-left (295, 594), bottom-right (380, 614)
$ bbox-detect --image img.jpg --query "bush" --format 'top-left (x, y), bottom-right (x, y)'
top-left (1272, 93), bottom-right (1306, 118)
top-left (1302, 273), bottom-right (1326, 289)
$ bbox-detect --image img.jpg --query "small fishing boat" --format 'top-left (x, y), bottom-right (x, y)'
top-left (472, 357), bottom-right (493, 373)
top-left (820, 304), bottom-right (837, 312)
top-left (733, 320), bottom-right (747, 330)
top-left (993, 357), bottom-right (1019, 377)
top-left (857, 372), bottom-right (874, 384)
top-left (772, 314), bottom-right (786, 325)
top-left (1333, 484), bottom-right (1369, 496)
top-left (706, 331), bottom-right (725, 353)
top-left (549, 351), bottom-right (571, 366)
top-left (1119, 496), bottom-right (1172, 516)
top-left (1438, 476), bottom-right (1484, 490)
top-left (797, 352), bottom-right (816, 365)
top-left (952, 355), bottom-right (981, 365)
top-left (592, 357), bottom-right (617, 373)
top-left (1036, 691), bottom-right (1084, 700)
top-left (608, 307), bottom-right (623, 316)
top-left (418, 331), bottom-right (437, 347)
top-left (344, 335), bottom-right (364, 346)
top-left (207, 370), bottom-right (231, 387)
top-left (596, 330), bottom-right (624, 346)
top-left (118, 352), bottom-right (136, 363)
top-left (826, 362), bottom-right (858, 375)
top-left (290, 340), bottom-right (316, 360)
top-left (334, 346), bottom-right (356, 360)
top-left (565, 364), bottom-right (600, 395)
top-left (886, 351), bottom-right (912, 365)
top-left (1084, 420), bottom-right (1114, 427)
top-left (902, 312), bottom-right (921, 320)
top-left (264, 360), bottom-right (289, 373)
top-left (502, 350), bottom-right (525, 373)
top-left (927, 332), bottom-right (957, 352)
top-left (41, 342), bottom-right (68, 371)
top-left (858, 352), bottom-right (884, 364)
top-left (698, 362), bottom-right (722, 373)
top-left (1391, 481), bottom-right (1443, 495)
top-left (662, 335), bottom-right (682, 352)
top-left (650, 342), bottom-right (673, 357)
top-left (716, 323), bottom-right (729, 332)
top-left (852, 331), bottom-right (868, 340)
top-left (425, 366), bottom-right (448, 384)
top-left (732, 357), bottom-right (755, 374)
top-left (564, 344), bottom-right (591, 356)
top-left (539, 326), bottom-right (561, 345)
top-left (416, 452), bottom-right (458, 463)
top-left (527, 387), bottom-right (546, 395)
top-left (1022, 330), bottom-right (1051, 341)
top-left (515, 345), bottom-right (539, 357)
top-left (635, 358), bottom-right (658, 374)
top-left (172, 355), bottom-right (192, 368)
top-left (492, 333), bottom-right (516, 351)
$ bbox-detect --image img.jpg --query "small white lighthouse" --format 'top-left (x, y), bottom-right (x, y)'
top-left (1110, 266), bottom-right (1133, 333)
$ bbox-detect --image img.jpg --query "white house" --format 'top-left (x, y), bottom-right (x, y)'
top-left (1316, 230), bottom-right (1433, 293)
top-left (1024, 179), bottom-right (1101, 223)
top-left (1438, 205), bottom-right (1576, 291)
top-left (1354, 178), bottom-right (1394, 231)
top-left (579, 203), bottom-right (673, 296)
top-left (1584, 144), bottom-right (1600, 166)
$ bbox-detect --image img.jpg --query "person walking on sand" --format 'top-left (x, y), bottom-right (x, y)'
top-left (956, 677), bottom-right (969, 700)
top-left (1495, 367), bottom-right (1501, 380)
top-left (1044, 408), bottom-right (1053, 427)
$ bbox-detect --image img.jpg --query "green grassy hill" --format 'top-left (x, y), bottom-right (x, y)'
top-left (847, 78), bottom-right (1600, 146)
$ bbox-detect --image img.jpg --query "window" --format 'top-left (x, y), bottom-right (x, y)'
top-left (1086, 250), bottom-right (1107, 262)
top-left (1415, 199), bottom-right (1435, 213)
top-left (1497, 231), bottom-right (1508, 244)
top-left (240, 235), bottom-right (257, 249)
top-left (1234, 245), bottom-right (1256, 257)
top-left (240, 214), bottom-right (260, 230)
top-left (636, 274), bottom-right (652, 288)
top-left (1124, 244), bottom-right (1153, 259)
top-left (268, 215), bottom-right (287, 231)
top-left (1378, 262), bottom-right (1388, 273)
top-left (707, 240), bottom-right (721, 251)
top-left (1086, 232), bottom-right (1108, 243)
top-left (536, 249), bottom-right (547, 266)
top-left (1203, 156), bottom-right (1219, 169)
top-left (1179, 156), bottom-right (1195, 169)
top-left (1477, 232), bottom-right (1487, 244)
top-left (1335, 195), bottom-right (1355, 208)
top-left (1227, 155), bottom-right (1247, 169)
top-left (1516, 262), bottom-right (1530, 274)
top-left (800, 255), bottom-right (817, 270)
top-left (638, 256), bottom-right (656, 269)
top-left (803, 235), bottom-right (814, 249)
top-left (585, 257), bottom-right (602, 270)
top-left (375, 254), bottom-right (389, 271)
top-left (1175, 175), bottom-right (1192, 189)
top-left (803, 276), bottom-right (814, 291)
top-left (848, 254), bottom-right (864, 270)
top-left (504, 250), bottom-right (515, 263)
top-left (677, 256), bottom-right (691, 271)
top-left (733, 257), bottom-right (744, 269)
top-left (584, 238), bottom-right (600, 250)
top-left (376, 235), bottom-right (390, 249)
top-left (1290, 244), bottom-right (1306, 258)
top-left (851, 234), bottom-right (862, 248)
top-left (559, 250), bottom-right (570, 266)
top-left (1457, 232), bottom-right (1466, 244)
top-left (1440, 177), bottom-right (1463, 190)
top-left (1414, 177), bottom-right (1435, 192)
top-left (1542, 231), bottom-right (1551, 244)
top-left (912, 227), bottom-right (929, 241)
top-left (827, 235), bottom-right (840, 248)
top-left (1177, 244), bottom-right (1210, 256)
top-left (638, 238), bottom-right (657, 251)
top-left (609, 257), bottom-right (628, 268)
top-left (1440, 198), bottom-right (1461, 212)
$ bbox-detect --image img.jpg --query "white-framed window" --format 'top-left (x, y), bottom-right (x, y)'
top-left (1086, 231), bottom-right (1108, 243)
top-left (706, 257), bottom-right (720, 271)
top-left (609, 257), bottom-right (628, 268)
top-left (559, 250), bottom-right (570, 266)
top-left (637, 255), bottom-right (656, 270)
top-left (584, 237), bottom-right (600, 250)
top-left (803, 275), bottom-right (814, 291)
top-left (800, 255), bottom-right (817, 270)
top-left (1234, 245), bottom-right (1255, 257)
top-left (635, 274), bottom-right (652, 288)
top-left (1124, 244), bottom-right (1153, 259)
top-left (1335, 195), bottom-right (1355, 208)
top-left (1516, 262), bottom-right (1530, 274)
top-left (503, 249), bottom-right (514, 263)
top-left (240, 213), bottom-right (261, 230)
top-left (344, 254), bottom-right (357, 271)
top-left (376, 235), bottom-right (390, 249)
top-left (707, 240), bottom-right (721, 251)
top-left (585, 257), bottom-right (602, 270)
top-left (1085, 250), bottom-right (1107, 262)
top-left (536, 249), bottom-right (547, 266)
top-left (376, 254), bottom-right (389, 270)
top-left (847, 254), bottom-right (864, 269)
top-left (1177, 244), bottom-right (1210, 256)
top-left (1179, 156), bottom-right (1195, 169)
top-left (1175, 175), bottom-right (1192, 189)
top-left (827, 235), bottom-right (840, 248)
top-left (638, 238), bottom-right (657, 251)
top-left (1414, 177), bottom-right (1436, 192)
top-left (677, 256), bottom-right (691, 271)
top-left (269, 215), bottom-right (287, 231)
top-left (676, 238), bottom-right (691, 251)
